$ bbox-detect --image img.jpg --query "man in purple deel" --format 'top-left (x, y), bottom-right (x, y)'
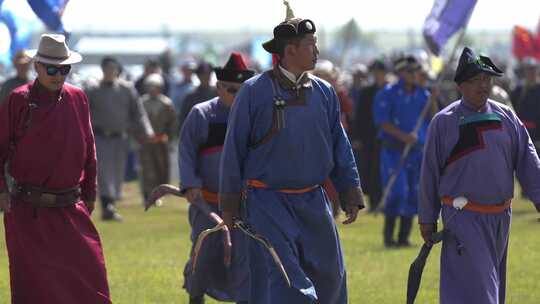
top-left (419, 47), bottom-right (540, 304)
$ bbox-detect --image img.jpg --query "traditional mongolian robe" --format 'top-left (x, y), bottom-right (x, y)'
top-left (0, 81), bottom-right (111, 303)
top-left (353, 82), bottom-right (386, 211)
top-left (373, 79), bottom-right (431, 217)
top-left (139, 93), bottom-right (177, 200)
top-left (179, 97), bottom-right (249, 302)
top-left (219, 68), bottom-right (363, 304)
top-left (420, 99), bottom-right (540, 304)
top-left (86, 79), bottom-right (153, 211)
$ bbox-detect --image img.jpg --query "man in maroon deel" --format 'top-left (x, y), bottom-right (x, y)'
top-left (0, 34), bottom-right (111, 303)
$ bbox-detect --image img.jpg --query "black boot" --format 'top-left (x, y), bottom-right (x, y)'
top-left (101, 196), bottom-right (123, 221)
top-left (383, 215), bottom-right (397, 248)
top-left (189, 295), bottom-right (205, 304)
top-left (397, 216), bottom-right (413, 247)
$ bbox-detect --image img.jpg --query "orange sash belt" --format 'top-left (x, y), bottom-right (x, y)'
top-left (247, 179), bottom-right (319, 194)
top-left (201, 189), bottom-right (219, 204)
top-left (441, 196), bottom-right (511, 214)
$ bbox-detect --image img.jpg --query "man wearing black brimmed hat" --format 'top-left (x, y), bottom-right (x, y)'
top-left (0, 34), bottom-right (111, 303)
top-left (419, 47), bottom-right (540, 304)
top-left (179, 52), bottom-right (254, 304)
top-left (219, 2), bottom-right (364, 303)
top-left (373, 55), bottom-right (432, 248)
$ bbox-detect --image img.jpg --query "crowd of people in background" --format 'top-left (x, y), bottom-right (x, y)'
top-left (2, 18), bottom-right (540, 304)
top-left (1, 44), bottom-right (539, 225)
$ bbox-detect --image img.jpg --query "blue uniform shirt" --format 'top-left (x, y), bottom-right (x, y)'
top-left (373, 79), bottom-right (431, 148)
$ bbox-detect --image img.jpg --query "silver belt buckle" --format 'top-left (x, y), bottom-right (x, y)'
top-left (452, 196), bottom-right (468, 210)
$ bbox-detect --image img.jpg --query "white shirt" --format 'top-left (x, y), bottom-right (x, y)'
top-left (278, 65), bottom-right (308, 89)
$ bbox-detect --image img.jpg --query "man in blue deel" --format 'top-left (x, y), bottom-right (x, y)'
top-left (218, 2), bottom-right (365, 304)
top-left (373, 56), bottom-right (431, 248)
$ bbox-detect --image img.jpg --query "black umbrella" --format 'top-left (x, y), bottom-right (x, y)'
top-left (406, 230), bottom-right (446, 304)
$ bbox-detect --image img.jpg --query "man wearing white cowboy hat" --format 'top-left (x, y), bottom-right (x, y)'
top-left (0, 34), bottom-right (112, 303)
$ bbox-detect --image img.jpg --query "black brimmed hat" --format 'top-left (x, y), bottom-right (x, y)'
top-left (262, 1), bottom-right (316, 54)
top-left (214, 52), bottom-right (255, 83)
top-left (454, 47), bottom-right (503, 84)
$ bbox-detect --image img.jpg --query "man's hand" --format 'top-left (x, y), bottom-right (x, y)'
top-left (342, 205), bottom-right (359, 224)
top-left (149, 134), bottom-right (168, 144)
top-left (185, 188), bottom-right (203, 204)
top-left (420, 223), bottom-right (437, 246)
top-left (402, 133), bottom-right (418, 145)
top-left (0, 192), bottom-right (10, 212)
top-left (84, 199), bottom-right (95, 214)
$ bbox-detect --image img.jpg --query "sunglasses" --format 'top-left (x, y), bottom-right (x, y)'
top-left (226, 87), bottom-right (239, 95)
top-left (41, 63), bottom-right (71, 76)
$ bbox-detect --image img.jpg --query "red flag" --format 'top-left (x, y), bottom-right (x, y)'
top-left (512, 25), bottom-right (540, 60)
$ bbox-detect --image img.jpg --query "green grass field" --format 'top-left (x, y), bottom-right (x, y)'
top-left (1, 182), bottom-right (539, 303)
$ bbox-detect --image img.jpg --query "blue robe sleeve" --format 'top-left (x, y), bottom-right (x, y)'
top-left (327, 87), bottom-right (365, 210)
top-left (178, 106), bottom-right (206, 192)
top-left (419, 115), bottom-right (443, 224)
top-left (219, 85), bottom-right (252, 212)
top-left (511, 111), bottom-right (540, 208)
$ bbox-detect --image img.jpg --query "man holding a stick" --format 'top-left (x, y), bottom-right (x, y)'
top-left (374, 56), bottom-right (432, 248)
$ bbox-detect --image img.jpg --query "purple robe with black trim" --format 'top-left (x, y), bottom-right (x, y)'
top-left (178, 97), bottom-right (249, 302)
top-left (420, 99), bottom-right (540, 304)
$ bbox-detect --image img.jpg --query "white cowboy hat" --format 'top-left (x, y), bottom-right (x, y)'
top-left (25, 34), bottom-right (82, 65)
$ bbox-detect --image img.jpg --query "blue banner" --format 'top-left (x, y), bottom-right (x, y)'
top-left (0, 1), bottom-right (38, 67)
top-left (423, 0), bottom-right (477, 55)
top-left (27, 0), bottom-right (68, 33)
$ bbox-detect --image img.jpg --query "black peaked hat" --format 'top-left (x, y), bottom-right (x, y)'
top-left (262, 1), bottom-right (316, 54)
top-left (214, 52), bottom-right (255, 83)
top-left (369, 58), bottom-right (388, 71)
top-left (454, 47), bottom-right (503, 84)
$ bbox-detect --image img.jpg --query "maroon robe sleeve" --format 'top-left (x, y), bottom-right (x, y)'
top-left (0, 95), bottom-right (11, 192)
top-left (79, 92), bottom-right (97, 203)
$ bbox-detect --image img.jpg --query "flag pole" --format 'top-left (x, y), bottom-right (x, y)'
top-left (376, 26), bottom-right (469, 214)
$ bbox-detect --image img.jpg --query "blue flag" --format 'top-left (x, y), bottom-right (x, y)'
top-left (0, 1), bottom-right (39, 67)
top-left (27, 0), bottom-right (69, 33)
top-left (423, 0), bottom-right (477, 55)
